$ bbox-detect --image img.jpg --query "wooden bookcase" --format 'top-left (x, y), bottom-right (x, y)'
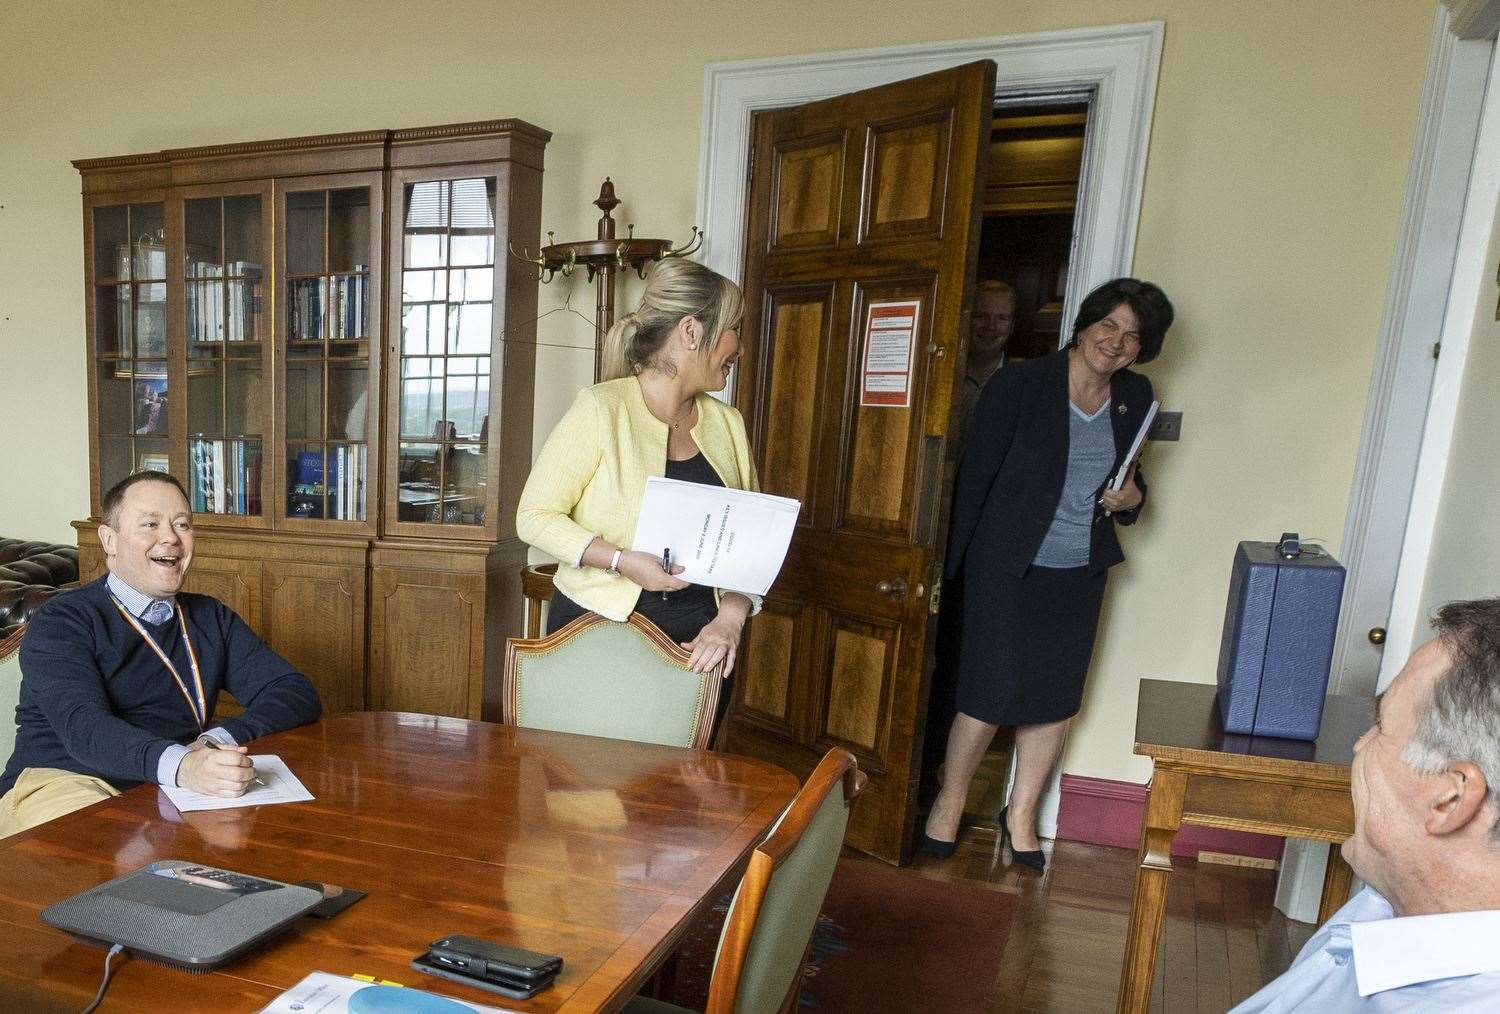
top-left (71, 120), bottom-right (549, 721)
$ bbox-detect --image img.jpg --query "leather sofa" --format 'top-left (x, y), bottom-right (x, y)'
top-left (0, 539), bottom-right (78, 639)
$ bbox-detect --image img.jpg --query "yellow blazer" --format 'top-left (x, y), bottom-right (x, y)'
top-left (516, 376), bottom-right (761, 622)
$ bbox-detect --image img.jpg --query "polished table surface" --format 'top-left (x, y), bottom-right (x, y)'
top-left (1117, 679), bottom-right (1376, 1013)
top-left (0, 712), bottom-right (799, 1012)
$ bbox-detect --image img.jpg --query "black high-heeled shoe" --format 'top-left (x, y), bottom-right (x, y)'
top-left (917, 833), bottom-right (958, 860)
top-left (999, 806), bottom-right (1046, 872)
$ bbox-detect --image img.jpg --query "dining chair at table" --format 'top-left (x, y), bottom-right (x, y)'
top-left (503, 611), bottom-right (722, 749)
top-left (624, 747), bottom-right (867, 1014)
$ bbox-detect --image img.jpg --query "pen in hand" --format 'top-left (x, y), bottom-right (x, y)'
top-left (203, 737), bottom-right (265, 789)
top-left (661, 547), bottom-right (672, 600)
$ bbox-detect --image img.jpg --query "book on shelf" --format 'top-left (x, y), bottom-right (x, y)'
top-left (191, 438), bottom-right (259, 515)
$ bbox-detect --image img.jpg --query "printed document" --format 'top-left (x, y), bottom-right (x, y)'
top-left (1108, 401), bottom-right (1159, 490)
top-left (260, 971), bottom-right (514, 1013)
top-left (161, 754), bottom-right (313, 812)
top-left (630, 478), bottom-right (800, 597)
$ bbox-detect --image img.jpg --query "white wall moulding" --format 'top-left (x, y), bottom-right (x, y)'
top-left (696, 21), bottom-right (1164, 343)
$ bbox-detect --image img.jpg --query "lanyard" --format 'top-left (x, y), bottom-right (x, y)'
top-left (109, 595), bottom-right (207, 732)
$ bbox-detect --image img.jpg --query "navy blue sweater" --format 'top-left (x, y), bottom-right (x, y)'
top-left (3, 576), bottom-right (321, 797)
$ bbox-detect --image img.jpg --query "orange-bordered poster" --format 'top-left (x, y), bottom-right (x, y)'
top-left (859, 299), bottom-right (921, 408)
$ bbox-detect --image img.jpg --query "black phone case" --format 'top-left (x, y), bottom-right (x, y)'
top-left (411, 954), bottom-right (549, 999)
top-left (428, 935), bottom-right (562, 981)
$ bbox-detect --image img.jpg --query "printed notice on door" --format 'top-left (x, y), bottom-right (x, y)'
top-left (859, 299), bottom-right (921, 408)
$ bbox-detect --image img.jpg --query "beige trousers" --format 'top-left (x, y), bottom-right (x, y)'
top-left (0, 767), bottom-right (120, 839)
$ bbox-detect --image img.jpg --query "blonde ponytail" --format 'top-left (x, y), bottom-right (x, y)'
top-left (599, 259), bottom-right (744, 382)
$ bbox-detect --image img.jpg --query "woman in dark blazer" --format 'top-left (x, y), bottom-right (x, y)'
top-left (922, 278), bottom-right (1174, 868)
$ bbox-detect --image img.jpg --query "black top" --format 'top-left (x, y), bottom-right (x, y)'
top-left (945, 349), bottom-right (1154, 580)
top-left (5, 576), bottom-right (322, 796)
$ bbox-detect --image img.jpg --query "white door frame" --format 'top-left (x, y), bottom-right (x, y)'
top-left (1278, 7), bottom-right (1497, 923)
top-left (696, 21), bottom-right (1164, 334)
top-left (695, 22), bottom-right (1163, 840)
top-left (1329, 12), bottom-right (1492, 696)
top-left (1382, 35), bottom-right (1500, 689)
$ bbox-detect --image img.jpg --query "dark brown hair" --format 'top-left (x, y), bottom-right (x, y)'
top-left (101, 471), bottom-right (189, 528)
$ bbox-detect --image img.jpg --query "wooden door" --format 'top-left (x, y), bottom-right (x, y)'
top-left (727, 62), bottom-right (995, 862)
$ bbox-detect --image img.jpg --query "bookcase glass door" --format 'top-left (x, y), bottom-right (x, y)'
top-left (185, 194), bottom-right (266, 516)
top-left (284, 187), bottom-right (371, 522)
top-left (396, 177), bottom-right (495, 527)
top-left (93, 201), bottom-right (169, 497)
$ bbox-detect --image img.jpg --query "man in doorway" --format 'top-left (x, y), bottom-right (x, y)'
top-left (1233, 597), bottom-right (1500, 1010)
top-left (959, 279), bottom-right (1016, 446)
top-left (0, 471), bottom-right (321, 838)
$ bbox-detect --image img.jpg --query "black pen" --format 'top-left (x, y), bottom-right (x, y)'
top-left (661, 547), bottom-right (672, 600)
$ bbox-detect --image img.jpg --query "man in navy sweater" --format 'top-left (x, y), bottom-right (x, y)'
top-left (0, 471), bottom-right (320, 837)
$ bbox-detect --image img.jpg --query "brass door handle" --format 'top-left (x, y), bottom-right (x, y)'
top-left (1368, 627), bottom-right (1386, 646)
top-left (876, 577), bottom-right (908, 598)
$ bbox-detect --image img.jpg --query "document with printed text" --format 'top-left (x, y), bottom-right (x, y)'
top-left (161, 754), bottom-right (314, 812)
top-left (630, 478), bottom-right (801, 597)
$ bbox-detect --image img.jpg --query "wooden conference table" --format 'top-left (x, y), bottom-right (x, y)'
top-left (1116, 679), bottom-right (1375, 1013)
top-left (0, 712), bottom-right (799, 1012)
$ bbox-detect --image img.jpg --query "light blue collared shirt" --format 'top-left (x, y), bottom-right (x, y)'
top-left (106, 573), bottom-right (235, 785)
top-left (1232, 886), bottom-right (1500, 1012)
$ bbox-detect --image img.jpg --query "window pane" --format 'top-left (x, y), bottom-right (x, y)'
top-left (187, 359), bottom-right (224, 437)
top-left (225, 360), bottom-right (265, 437)
top-left (135, 283), bottom-right (166, 358)
top-left (448, 302), bottom-right (492, 356)
top-left (284, 360), bottom-right (324, 441)
top-left (328, 189), bottom-right (370, 274)
top-left (224, 194), bottom-right (263, 268)
top-left (93, 206), bottom-right (128, 280)
top-left (185, 197), bottom-right (222, 278)
top-left (285, 192), bottom-right (325, 275)
top-left (96, 284), bottom-right (131, 356)
top-left (131, 203), bottom-right (166, 279)
top-left (329, 363), bottom-right (369, 440)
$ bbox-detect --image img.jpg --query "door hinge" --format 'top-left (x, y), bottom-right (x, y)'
top-left (1432, 341), bottom-right (1442, 361)
top-left (929, 580), bottom-right (942, 616)
top-left (746, 144), bottom-right (756, 183)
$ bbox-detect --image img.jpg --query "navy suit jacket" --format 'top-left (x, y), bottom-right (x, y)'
top-left (945, 349), bottom-right (1154, 580)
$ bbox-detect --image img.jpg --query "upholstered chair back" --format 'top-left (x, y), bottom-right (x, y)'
top-left (503, 612), bottom-right (720, 749)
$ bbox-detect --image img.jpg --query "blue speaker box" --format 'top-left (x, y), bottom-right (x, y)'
top-left (1216, 537), bottom-right (1346, 740)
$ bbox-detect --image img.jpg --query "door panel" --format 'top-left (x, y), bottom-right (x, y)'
top-left (861, 111), bottom-right (952, 243)
top-left (737, 599), bottom-right (800, 733)
top-left (771, 134), bottom-right (846, 251)
top-left (729, 61), bottom-right (994, 861)
top-left (759, 286), bottom-right (833, 507)
top-left (180, 554), bottom-right (261, 631)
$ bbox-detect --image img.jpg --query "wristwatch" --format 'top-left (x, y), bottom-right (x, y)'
top-left (606, 547), bottom-right (623, 576)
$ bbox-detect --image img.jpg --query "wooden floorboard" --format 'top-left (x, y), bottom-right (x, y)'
top-left (876, 834), bottom-right (1319, 1013)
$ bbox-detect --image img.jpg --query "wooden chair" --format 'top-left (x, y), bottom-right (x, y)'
top-left (503, 612), bottom-right (721, 749)
top-left (626, 748), bottom-right (867, 1014)
top-left (0, 628), bottom-right (24, 766)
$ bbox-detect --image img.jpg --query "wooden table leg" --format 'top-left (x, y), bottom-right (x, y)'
top-left (1318, 843), bottom-right (1355, 923)
top-left (1116, 768), bottom-right (1186, 1014)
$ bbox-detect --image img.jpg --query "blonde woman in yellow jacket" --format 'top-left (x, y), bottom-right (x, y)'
top-left (516, 259), bottom-right (759, 682)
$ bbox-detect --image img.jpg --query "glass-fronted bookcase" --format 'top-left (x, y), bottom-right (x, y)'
top-left (74, 121), bottom-right (549, 719)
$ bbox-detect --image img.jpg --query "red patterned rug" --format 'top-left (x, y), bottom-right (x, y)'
top-left (665, 856), bottom-right (1016, 1012)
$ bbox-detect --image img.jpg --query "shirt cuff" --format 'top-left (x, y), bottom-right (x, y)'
top-left (156, 744), bottom-right (190, 787)
top-left (155, 728), bottom-right (238, 786)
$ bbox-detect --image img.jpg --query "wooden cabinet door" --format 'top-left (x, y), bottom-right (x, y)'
top-left (729, 61), bottom-right (994, 862)
top-left (368, 564), bottom-right (486, 719)
top-left (262, 560), bottom-right (366, 715)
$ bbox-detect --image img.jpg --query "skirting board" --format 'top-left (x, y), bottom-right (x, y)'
top-left (1056, 774), bottom-right (1284, 862)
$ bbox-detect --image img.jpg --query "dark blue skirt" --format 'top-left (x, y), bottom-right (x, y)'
top-left (955, 562), bottom-right (1108, 725)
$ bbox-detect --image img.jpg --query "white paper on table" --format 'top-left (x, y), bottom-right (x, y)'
top-left (630, 477), bottom-right (801, 597)
top-left (161, 754), bottom-right (313, 812)
top-left (260, 971), bottom-right (516, 1013)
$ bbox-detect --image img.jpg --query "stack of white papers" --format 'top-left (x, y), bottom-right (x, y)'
top-left (630, 478), bottom-right (801, 597)
top-left (161, 754), bottom-right (314, 813)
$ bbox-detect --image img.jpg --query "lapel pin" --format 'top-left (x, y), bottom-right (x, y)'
top-left (1117, 403), bottom-right (1127, 414)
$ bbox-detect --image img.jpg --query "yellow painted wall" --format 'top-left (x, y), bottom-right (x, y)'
top-left (0, 2), bottom-right (1435, 783)
top-left (1418, 201), bottom-right (1500, 630)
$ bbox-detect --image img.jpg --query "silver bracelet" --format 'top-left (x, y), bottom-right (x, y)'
top-left (606, 547), bottom-right (623, 576)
